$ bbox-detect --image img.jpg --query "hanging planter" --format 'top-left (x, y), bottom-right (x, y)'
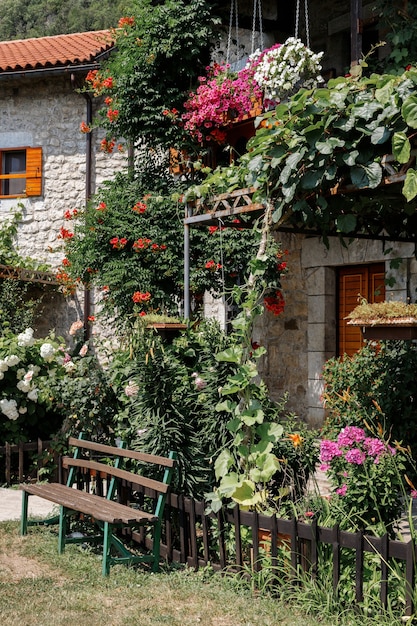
top-left (347, 301), bottom-right (417, 341)
top-left (181, 38), bottom-right (323, 146)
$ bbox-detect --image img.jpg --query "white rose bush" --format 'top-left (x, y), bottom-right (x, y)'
top-left (0, 327), bottom-right (67, 443)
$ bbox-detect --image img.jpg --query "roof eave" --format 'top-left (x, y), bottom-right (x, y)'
top-left (0, 62), bottom-right (101, 81)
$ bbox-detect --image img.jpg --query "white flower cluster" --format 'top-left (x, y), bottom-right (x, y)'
top-left (0, 354), bottom-right (20, 380)
top-left (125, 380), bottom-right (139, 397)
top-left (16, 365), bottom-right (40, 402)
top-left (17, 327), bottom-right (35, 347)
top-left (40, 342), bottom-right (56, 362)
top-left (252, 37), bottom-right (323, 103)
top-left (0, 398), bottom-right (19, 421)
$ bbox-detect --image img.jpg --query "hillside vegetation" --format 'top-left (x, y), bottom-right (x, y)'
top-left (0, 0), bottom-right (135, 40)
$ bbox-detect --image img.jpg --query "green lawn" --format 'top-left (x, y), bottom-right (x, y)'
top-left (0, 521), bottom-right (407, 626)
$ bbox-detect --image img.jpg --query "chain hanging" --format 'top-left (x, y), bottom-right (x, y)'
top-left (251, 0), bottom-right (264, 54)
top-left (295, 0), bottom-right (311, 47)
top-left (226, 0), bottom-right (239, 66)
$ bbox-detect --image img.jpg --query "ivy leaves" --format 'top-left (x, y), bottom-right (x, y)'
top-left (194, 68), bottom-right (417, 239)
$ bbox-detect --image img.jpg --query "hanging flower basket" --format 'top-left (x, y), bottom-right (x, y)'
top-left (181, 38), bottom-right (323, 145)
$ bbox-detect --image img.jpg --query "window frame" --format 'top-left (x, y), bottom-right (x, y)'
top-left (0, 147), bottom-right (42, 199)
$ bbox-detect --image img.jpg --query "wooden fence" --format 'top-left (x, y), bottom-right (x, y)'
top-left (2, 450), bottom-right (416, 616)
top-left (0, 439), bottom-right (60, 485)
top-left (125, 489), bottom-right (417, 618)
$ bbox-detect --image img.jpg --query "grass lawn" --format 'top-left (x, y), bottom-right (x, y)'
top-left (0, 521), bottom-right (407, 625)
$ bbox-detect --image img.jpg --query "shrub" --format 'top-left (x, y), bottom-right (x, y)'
top-left (319, 424), bottom-right (409, 535)
top-left (0, 327), bottom-right (65, 443)
top-left (322, 341), bottom-right (417, 465)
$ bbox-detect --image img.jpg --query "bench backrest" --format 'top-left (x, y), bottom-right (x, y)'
top-left (63, 433), bottom-right (176, 520)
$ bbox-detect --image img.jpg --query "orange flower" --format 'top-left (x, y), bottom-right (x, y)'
top-left (288, 433), bottom-right (303, 448)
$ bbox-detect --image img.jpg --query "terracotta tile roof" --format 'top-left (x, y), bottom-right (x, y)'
top-left (0, 30), bottom-right (114, 73)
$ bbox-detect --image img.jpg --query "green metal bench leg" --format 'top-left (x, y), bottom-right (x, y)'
top-left (58, 506), bottom-right (67, 554)
top-left (20, 491), bottom-right (29, 536)
top-left (152, 520), bottom-right (162, 572)
top-left (102, 522), bottom-right (112, 577)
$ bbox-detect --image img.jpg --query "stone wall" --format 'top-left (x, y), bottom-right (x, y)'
top-left (0, 75), bottom-right (126, 338)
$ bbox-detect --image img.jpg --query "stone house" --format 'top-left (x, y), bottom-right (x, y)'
top-left (1, 1), bottom-right (415, 427)
top-left (0, 30), bottom-right (124, 337)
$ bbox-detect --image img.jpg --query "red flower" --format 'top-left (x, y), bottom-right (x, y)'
top-left (88, 315), bottom-right (96, 322)
top-left (277, 261), bottom-right (287, 271)
top-left (58, 227), bottom-right (74, 240)
top-left (100, 138), bottom-right (115, 153)
top-left (62, 258), bottom-right (70, 266)
top-left (132, 291), bottom-right (151, 303)
top-left (104, 97), bottom-right (113, 106)
top-left (102, 77), bottom-right (114, 89)
top-left (110, 236), bottom-right (127, 250)
top-left (205, 260), bottom-right (215, 269)
top-left (80, 121), bottom-right (91, 133)
top-left (96, 202), bottom-right (107, 211)
top-left (208, 226), bottom-right (218, 234)
top-left (118, 16), bottom-right (135, 27)
top-left (132, 201), bottom-right (147, 214)
top-left (264, 290), bottom-right (285, 316)
top-left (106, 108), bottom-right (119, 122)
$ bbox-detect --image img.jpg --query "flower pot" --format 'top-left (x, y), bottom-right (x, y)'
top-left (147, 322), bottom-right (187, 341)
top-left (360, 325), bottom-right (417, 341)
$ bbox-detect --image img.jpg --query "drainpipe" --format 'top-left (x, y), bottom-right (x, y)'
top-left (72, 73), bottom-right (92, 338)
top-left (82, 90), bottom-right (93, 338)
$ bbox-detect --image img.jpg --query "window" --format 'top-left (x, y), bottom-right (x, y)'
top-left (0, 147), bottom-right (42, 198)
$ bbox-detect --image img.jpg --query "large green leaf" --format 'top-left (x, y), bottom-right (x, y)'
top-left (371, 126), bottom-right (391, 145)
top-left (249, 452), bottom-right (280, 483)
top-left (350, 162), bottom-right (382, 189)
top-left (402, 95), bottom-right (417, 129)
top-left (256, 422), bottom-right (284, 442)
top-left (214, 449), bottom-right (234, 481)
top-left (316, 137), bottom-right (345, 154)
top-left (403, 169), bottom-right (417, 202)
top-left (335, 214), bottom-right (357, 233)
top-left (231, 480), bottom-right (264, 507)
top-left (215, 345), bottom-right (243, 363)
top-left (392, 132), bottom-right (411, 164)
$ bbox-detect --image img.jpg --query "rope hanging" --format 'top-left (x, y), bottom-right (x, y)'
top-left (295, 0), bottom-right (311, 47)
top-left (251, 0), bottom-right (264, 54)
top-left (226, 0), bottom-right (239, 66)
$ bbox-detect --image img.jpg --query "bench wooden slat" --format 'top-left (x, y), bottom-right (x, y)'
top-left (61, 457), bottom-right (169, 494)
top-left (21, 483), bottom-right (157, 525)
top-left (67, 437), bottom-right (175, 467)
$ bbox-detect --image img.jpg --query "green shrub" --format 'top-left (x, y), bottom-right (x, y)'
top-left (322, 340), bottom-right (417, 468)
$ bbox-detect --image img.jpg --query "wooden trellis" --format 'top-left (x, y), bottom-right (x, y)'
top-left (0, 263), bottom-right (58, 285)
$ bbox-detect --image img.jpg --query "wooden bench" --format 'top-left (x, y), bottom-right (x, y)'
top-left (20, 433), bottom-right (176, 576)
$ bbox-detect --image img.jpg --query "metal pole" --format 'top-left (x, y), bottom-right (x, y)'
top-left (184, 202), bottom-right (191, 319)
top-left (350, 0), bottom-right (362, 67)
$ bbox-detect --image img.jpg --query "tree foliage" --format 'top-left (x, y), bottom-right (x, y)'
top-left (84, 0), bottom-right (219, 149)
top-left (0, 0), bottom-right (134, 40)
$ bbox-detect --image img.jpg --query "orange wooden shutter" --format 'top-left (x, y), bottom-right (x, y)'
top-left (338, 263), bottom-right (385, 357)
top-left (25, 147), bottom-right (42, 196)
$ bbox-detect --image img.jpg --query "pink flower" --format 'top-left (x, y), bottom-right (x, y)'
top-left (337, 426), bottom-right (366, 447)
top-left (319, 439), bottom-right (343, 462)
top-left (344, 448), bottom-right (366, 465)
top-left (336, 484), bottom-right (347, 496)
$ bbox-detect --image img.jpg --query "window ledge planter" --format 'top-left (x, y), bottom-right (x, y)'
top-left (347, 301), bottom-right (417, 340)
